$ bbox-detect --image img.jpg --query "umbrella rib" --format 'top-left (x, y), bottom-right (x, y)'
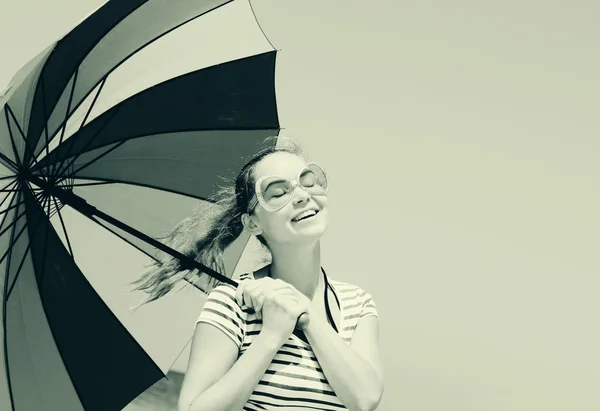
top-left (58, 69), bottom-right (79, 151)
top-left (65, 175), bottom-right (216, 204)
top-left (5, 104), bottom-right (44, 172)
top-left (0, 208), bottom-right (27, 238)
top-left (5, 237), bottom-right (34, 300)
top-left (248, 0), bottom-right (277, 51)
top-left (49, 69), bottom-right (79, 178)
top-left (0, 152), bottom-right (18, 173)
top-left (48, 77), bottom-right (106, 180)
top-left (0, 178), bottom-right (18, 195)
top-left (49, 71), bottom-right (101, 180)
top-left (0, 199), bottom-right (27, 219)
top-left (40, 77), bottom-right (51, 178)
top-left (53, 88), bottom-right (117, 179)
top-left (1, 190), bottom-right (22, 411)
top-left (88, 215), bottom-right (159, 262)
top-left (3, 107), bottom-right (22, 169)
top-left (58, 139), bottom-right (122, 184)
top-left (68, 180), bottom-right (115, 188)
top-left (36, 195), bottom-right (53, 288)
top-left (51, 196), bottom-right (74, 258)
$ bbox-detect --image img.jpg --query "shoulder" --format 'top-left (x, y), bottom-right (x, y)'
top-left (207, 282), bottom-right (238, 300)
top-left (330, 278), bottom-right (375, 302)
top-left (197, 283), bottom-right (246, 347)
top-left (201, 283), bottom-right (243, 320)
top-left (330, 278), bottom-right (379, 320)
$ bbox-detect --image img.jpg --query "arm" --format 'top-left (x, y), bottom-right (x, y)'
top-left (303, 298), bottom-right (384, 411)
top-left (178, 323), bottom-right (282, 411)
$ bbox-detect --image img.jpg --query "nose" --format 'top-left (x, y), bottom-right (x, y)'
top-left (292, 185), bottom-right (311, 204)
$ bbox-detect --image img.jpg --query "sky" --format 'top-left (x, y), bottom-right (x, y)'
top-left (1, 0), bottom-right (600, 410)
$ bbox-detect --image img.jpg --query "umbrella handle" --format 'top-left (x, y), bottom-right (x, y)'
top-left (240, 306), bottom-right (310, 330)
top-left (296, 312), bottom-right (310, 330)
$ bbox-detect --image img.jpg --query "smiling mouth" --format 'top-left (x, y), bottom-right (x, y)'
top-left (292, 210), bottom-right (319, 222)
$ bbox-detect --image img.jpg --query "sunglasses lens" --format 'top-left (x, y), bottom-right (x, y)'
top-left (259, 177), bottom-right (293, 209)
top-left (300, 163), bottom-right (328, 194)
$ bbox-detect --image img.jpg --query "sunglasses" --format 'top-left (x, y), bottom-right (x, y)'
top-left (247, 162), bottom-right (329, 213)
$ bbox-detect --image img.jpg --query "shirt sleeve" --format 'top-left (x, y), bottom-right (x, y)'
top-left (359, 291), bottom-right (379, 320)
top-left (196, 284), bottom-right (245, 349)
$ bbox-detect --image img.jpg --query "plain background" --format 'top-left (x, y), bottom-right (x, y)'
top-left (1, 0), bottom-right (599, 410)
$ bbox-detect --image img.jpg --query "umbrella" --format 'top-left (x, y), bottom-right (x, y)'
top-left (0, 0), bottom-right (282, 410)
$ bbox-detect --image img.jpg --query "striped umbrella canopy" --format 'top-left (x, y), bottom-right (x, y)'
top-left (0, 0), bottom-right (280, 410)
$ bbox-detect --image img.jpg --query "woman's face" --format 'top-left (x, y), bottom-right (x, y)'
top-left (245, 152), bottom-right (329, 246)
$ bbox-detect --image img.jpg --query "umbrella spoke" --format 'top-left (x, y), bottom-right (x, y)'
top-left (6, 240), bottom-right (34, 301)
top-left (0, 179), bottom-right (18, 195)
top-left (50, 76), bottom-right (106, 180)
top-left (57, 70), bottom-right (79, 152)
top-left (0, 200), bottom-right (27, 219)
top-left (67, 180), bottom-right (114, 188)
top-left (0, 209), bottom-right (27, 239)
top-left (88, 215), bottom-right (158, 262)
top-left (51, 197), bottom-right (73, 258)
top-left (53, 88), bottom-right (117, 179)
top-left (57, 137), bottom-right (123, 184)
top-left (3, 108), bottom-right (21, 169)
top-left (5, 104), bottom-right (43, 173)
top-left (39, 77), bottom-right (51, 178)
top-left (0, 152), bottom-right (18, 173)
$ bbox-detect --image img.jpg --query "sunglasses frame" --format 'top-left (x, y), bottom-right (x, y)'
top-left (246, 161), bottom-right (329, 213)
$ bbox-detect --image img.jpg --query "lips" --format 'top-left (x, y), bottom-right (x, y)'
top-left (292, 209), bottom-right (318, 222)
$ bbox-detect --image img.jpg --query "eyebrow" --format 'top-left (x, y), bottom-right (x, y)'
top-left (263, 178), bottom-right (287, 192)
top-left (299, 167), bottom-right (313, 178)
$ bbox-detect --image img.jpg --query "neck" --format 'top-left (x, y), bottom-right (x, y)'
top-left (269, 241), bottom-right (322, 299)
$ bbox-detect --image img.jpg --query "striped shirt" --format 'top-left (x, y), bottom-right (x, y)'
top-left (195, 273), bottom-right (378, 410)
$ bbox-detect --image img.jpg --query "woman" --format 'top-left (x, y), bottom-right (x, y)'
top-left (135, 139), bottom-right (384, 411)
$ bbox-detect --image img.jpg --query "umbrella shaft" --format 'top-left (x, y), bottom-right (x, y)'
top-left (23, 173), bottom-right (237, 287)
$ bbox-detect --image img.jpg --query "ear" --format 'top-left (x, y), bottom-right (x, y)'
top-left (241, 213), bottom-right (263, 236)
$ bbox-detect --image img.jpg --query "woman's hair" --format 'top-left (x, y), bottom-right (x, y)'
top-left (131, 136), bottom-right (304, 304)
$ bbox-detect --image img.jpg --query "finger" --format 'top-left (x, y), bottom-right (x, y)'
top-left (239, 280), bottom-right (260, 309)
top-left (255, 293), bottom-right (266, 314)
top-left (248, 288), bottom-right (264, 312)
top-left (235, 281), bottom-right (249, 307)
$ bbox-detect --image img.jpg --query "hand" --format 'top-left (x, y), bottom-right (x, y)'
top-left (258, 287), bottom-right (311, 345)
top-left (235, 277), bottom-right (287, 320)
top-left (235, 277), bottom-right (310, 330)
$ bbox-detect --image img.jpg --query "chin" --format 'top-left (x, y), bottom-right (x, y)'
top-left (293, 214), bottom-right (329, 241)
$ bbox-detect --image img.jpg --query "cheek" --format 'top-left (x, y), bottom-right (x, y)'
top-left (258, 210), bottom-right (292, 235)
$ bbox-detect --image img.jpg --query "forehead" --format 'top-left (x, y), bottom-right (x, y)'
top-left (253, 152), bottom-right (308, 180)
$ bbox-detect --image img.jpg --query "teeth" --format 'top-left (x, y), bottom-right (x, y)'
top-left (293, 210), bottom-right (317, 222)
